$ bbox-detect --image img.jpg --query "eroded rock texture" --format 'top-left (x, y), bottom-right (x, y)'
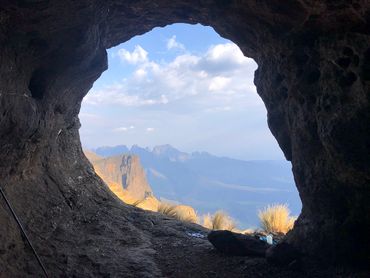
top-left (0, 0), bottom-right (369, 276)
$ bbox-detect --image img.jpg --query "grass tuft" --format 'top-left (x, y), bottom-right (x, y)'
top-left (258, 204), bottom-right (296, 234)
top-left (200, 211), bottom-right (235, 231)
top-left (158, 202), bottom-right (178, 218)
top-left (157, 203), bottom-right (198, 223)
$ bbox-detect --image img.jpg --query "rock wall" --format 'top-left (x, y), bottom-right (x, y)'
top-left (0, 0), bottom-right (369, 275)
top-left (86, 152), bottom-right (153, 201)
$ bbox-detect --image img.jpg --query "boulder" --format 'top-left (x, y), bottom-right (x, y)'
top-left (266, 242), bottom-right (300, 266)
top-left (208, 230), bottom-right (269, 257)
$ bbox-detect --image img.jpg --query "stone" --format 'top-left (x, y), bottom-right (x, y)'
top-left (0, 1), bottom-right (369, 276)
top-left (208, 230), bottom-right (269, 257)
top-left (266, 242), bottom-right (300, 266)
top-left (86, 152), bottom-right (153, 201)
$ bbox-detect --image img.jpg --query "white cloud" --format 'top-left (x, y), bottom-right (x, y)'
top-left (80, 27), bottom-right (285, 161)
top-left (167, 35), bottom-right (185, 51)
top-left (83, 89), bottom-right (169, 107)
top-left (114, 127), bottom-right (128, 132)
top-left (133, 68), bottom-right (147, 79)
top-left (198, 43), bottom-right (255, 75)
top-left (84, 42), bottom-right (261, 111)
top-left (206, 43), bottom-right (247, 64)
top-left (117, 45), bottom-right (148, 64)
top-left (113, 125), bottom-right (135, 132)
top-left (208, 76), bottom-right (231, 91)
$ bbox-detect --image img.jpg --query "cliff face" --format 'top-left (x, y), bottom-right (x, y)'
top-left (85, 151), bottom-right (153, 201)
top-left (0, 1), bottom-right (369, 276)
top-left (120, 155), bottom-right (153, 199)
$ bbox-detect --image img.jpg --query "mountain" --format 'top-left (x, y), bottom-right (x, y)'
top-left (84, 149), bottom-right (103, 162)
top-left (152, 144), bottom-right (190, 161)
top-left (91, 144), bottom-right (301, 228)
top-left (84, 151), bottom-right (153, 201)
top-left (94, 145), bottom-right (130, 157)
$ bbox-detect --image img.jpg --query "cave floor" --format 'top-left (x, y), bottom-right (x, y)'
top-left (119, 208), bottom-right (366, 278)
top-left (3, 191), bottom-right (367, 277)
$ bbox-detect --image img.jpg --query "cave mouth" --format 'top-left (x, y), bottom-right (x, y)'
top-left (80, 23), bottom-right (302, 232)
top-left (1, 2), bottom-right (369, 276)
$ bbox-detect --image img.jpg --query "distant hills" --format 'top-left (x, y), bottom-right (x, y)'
top-left (90, 144), bottom-right (301, 228)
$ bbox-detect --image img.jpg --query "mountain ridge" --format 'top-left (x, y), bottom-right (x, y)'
top-left (88, 144), bottom-right (301, 227)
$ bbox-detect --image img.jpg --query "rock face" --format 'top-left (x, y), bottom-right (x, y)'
top-left (86, 152), bottom-right (153, 201)
top-left (120, 155), bottom-right (153, 199)
top-left (208, 230), bottom-right (269, 257)
top-left (0, 1), bottom-right (369, 276)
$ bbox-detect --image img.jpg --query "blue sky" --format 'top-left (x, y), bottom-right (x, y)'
top-left (80, 23), bottom-right (285, 160)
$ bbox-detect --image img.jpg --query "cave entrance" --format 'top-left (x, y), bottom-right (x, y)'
top-left (2, 2), bottom-right (369, 275)
top-left (80, 23), bottom-right (301, 234)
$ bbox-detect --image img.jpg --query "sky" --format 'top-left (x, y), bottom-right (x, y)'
top-left (80, 23), bottom-right (285, 161)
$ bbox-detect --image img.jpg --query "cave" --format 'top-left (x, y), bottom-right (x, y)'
top-left (0, 1), bottom-right (369, 277)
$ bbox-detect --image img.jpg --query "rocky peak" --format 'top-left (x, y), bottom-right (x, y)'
top-left (152, 144), bottom-right (190, 161)
top-left (120, 155), bottom-right (153, 199)
top-left (85, 151), bottom-right (153, 201)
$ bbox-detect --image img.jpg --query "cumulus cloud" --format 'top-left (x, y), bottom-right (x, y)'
top-left (80, 27), bottom-right (284, 161)
top-left (167, 35), bottom-right (185, 51)
top-left (83, 42), bottom-right (260, 112)
top-left (117, 45), bottom-right (148, 64)
top-left (84, 88), bottom-right (169, 107)
top-left (197, 43), bottom-right (255, 75)
top-left (208, 76), bottom-right (231, 92)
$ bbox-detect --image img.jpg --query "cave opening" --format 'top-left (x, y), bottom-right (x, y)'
top-left (1, 2), bottom-right (369, 276)
top-left (80, 23), bottom-right (301, 233)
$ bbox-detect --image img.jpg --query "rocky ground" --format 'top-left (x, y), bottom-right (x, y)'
top-left (137, 211), bottom-right (369, 278)
top-left (5, 202), bottom-right (369, 278)
top-left (1, 1), bottom-right (370, 275)
top-left (1, 178), bottom-right (368, 277)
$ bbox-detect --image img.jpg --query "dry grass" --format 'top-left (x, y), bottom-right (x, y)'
top-left (132, 199), bottom-right (143, 207)
top-left (131, 196), bottom-right (160, 211)
top-left (174, 205), bottom-right (198, 223)
top-left (158, 202), bottom-right (178, 218)
top-left (258, 204), bottom-right (296, 234)
top-left (157, 203), bottom-right (198, 223)
top-left (201, 211), bottom-right (235, 231)
top-left (201, 213), bottom-right (213, 229)
top-left (212, 211), bottom-right (236, 231)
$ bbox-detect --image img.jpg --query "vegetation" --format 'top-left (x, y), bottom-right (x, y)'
top-left (157, 203), bottom-right (198, 223)
top-left (124, 189), bottom-right (295, 235)
top-left (158, 202), bottom-right (178, 218)
top-left (258, 204), bottom-right (296, 234)
top-left (200, 211), bottom-right (235, 231)
top-left (201, 213), bottom-right (213, 229)
top-left (86, 149), bottom-right (298, 235)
